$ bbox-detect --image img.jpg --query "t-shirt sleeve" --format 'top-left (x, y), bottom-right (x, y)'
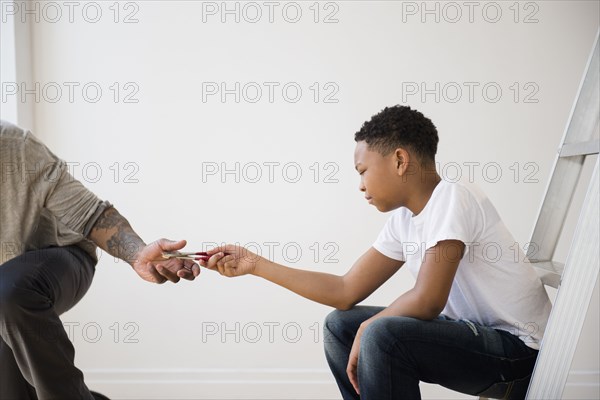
top-left (24, 132), bottom-right (111, 237)
top-left (422, 184), bottom-right (483, 253)
top-left (372, 210), bottom-right (407, 261)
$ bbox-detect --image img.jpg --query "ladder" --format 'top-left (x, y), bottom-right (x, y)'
top-left (524, 30), bottom-right (600, 399)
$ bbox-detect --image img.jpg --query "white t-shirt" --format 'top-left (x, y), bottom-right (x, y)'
top-left (373, 179), bottom-right (552, 349)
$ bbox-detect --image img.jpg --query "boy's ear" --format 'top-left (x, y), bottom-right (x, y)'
top-left (394, 148), bottom-right (411, 176)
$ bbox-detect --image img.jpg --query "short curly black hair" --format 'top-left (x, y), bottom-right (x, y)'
top-left (355, 105), bottom-right (438, 164)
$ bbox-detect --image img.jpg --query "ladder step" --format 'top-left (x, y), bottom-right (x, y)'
top-left (530, 260), bottom-right (564, 288)
top-left (559, 139), bottom-right (600, 157)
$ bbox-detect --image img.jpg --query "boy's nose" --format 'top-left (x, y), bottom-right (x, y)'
top-left (358, 181), bottom-right (366, 192)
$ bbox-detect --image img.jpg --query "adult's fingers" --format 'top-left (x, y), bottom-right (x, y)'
top-left (135, 261), bottom-right (168, 284)
top-left (156, 263), bottom-right (181, 283)
top-left (157, 239), bottom-right (187, 252)
top-left (192, 263), bottom-right (201, 277)
top-left (185, 262), bottom-right (201, 278)
top-left (177, 267), bottom-right (193, 280)
top-left (178, 264), bottom-right (201, 280)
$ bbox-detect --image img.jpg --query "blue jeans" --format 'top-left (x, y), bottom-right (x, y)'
top-left (324, 306), bottom-right (538, 400)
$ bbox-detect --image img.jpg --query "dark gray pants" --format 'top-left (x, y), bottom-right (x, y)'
top-left (0, 246), bottom-right (95, 400)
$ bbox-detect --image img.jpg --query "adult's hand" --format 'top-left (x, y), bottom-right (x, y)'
top-left (132, 239), bottom-right (200, 284)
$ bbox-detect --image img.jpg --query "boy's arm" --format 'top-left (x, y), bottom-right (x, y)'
top-left (346, 239), bottom-right (464, 392)
top-left (203, 246), bottom-right (403, 310)
top-left (363, 239), bottom-right (464, 321)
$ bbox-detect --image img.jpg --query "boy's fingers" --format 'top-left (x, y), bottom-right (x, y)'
top-left (201, 259), bottom-right (218, 271)
top-left (348, 369), bottom-right (359, 394)
top-left (206, 246), bottom-right (226, 256)
top-left (217, 262), bottom-right (226, 276)
top-left (206, 244), bottom-right (239, 256)
top-left (220, 254), bottom-right (235, 265)
top-left (346, 352), bottom-right (360, 395)
top-left (209, 252), bottom-right (224, 262)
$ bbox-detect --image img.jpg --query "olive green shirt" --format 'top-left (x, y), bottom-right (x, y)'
top-left (1, 120), bottom-right (111, 264)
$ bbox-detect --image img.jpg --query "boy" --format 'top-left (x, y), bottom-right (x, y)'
top-left (202, 106), bottom-right (552, 400)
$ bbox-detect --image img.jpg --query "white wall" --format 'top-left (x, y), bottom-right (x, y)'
top-left (0, 1), bottom-right (17, 122)
top-left (0, 0), bottom-right (34, 128)
top-left (2, 1), bottom-right (598, 399)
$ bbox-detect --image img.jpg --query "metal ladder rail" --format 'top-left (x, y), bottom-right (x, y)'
top-left (524, 30), bottom-right (600, 400)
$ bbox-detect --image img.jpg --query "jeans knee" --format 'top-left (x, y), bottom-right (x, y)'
top-left (324, 309), bottom-right (345, 349)
top-left (324, 309), bottom-right (346, 332)
top-left (324, 308), bottom-right (364, 353)
top-left (361, 318), bottom-right (390, 350)
top-left (361, 316), bottom-right (420, 355)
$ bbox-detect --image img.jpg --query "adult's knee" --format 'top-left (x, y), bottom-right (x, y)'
top-left (0, 277), bottom-right (27, 322)
top-left (0, 265), bottom-right (48, 324)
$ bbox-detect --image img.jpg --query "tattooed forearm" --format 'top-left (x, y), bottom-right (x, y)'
top-left (88, 207), bottom-right (146, 264)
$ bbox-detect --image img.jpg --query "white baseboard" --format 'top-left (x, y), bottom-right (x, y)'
top-left (85, 368), bottom-right (341, 399)
top-left (563, 370), bottom-right (600, 400)
top-left (84, 368), bottom-right (599, 400)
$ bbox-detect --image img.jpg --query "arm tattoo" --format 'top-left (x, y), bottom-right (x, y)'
top-left (90, 207), bottom-right (146, 262)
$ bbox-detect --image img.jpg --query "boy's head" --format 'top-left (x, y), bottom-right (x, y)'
top-left (354, 105), bottom-right (439, 212)
top-left (355, 105), bottom-right (438, 164)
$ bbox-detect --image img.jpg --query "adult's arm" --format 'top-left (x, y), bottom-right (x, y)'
top-left (88, 206), bottom-right (200, 283)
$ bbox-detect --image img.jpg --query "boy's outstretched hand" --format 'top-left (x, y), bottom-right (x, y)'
top-left (200, 244), bottom-right (264, 277)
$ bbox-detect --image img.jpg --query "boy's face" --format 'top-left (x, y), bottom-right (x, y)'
top-left (354, 140), bottom-right (407, 212)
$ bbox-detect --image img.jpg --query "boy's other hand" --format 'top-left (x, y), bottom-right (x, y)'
top-left (347, 322), bottom-right (367, 395)
top-left (200, 244), bottom-right (264, 277)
